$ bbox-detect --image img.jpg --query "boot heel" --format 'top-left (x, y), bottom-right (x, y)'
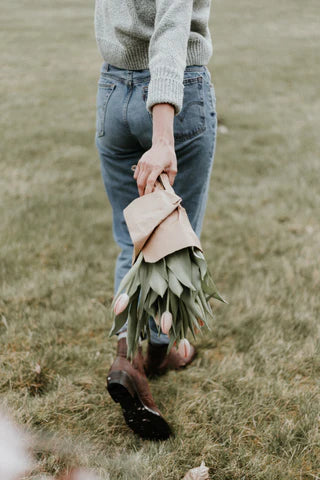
top-left (107, 370), bottom-right (136, 404)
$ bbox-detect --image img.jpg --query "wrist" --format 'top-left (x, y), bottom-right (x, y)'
top-left (152, 135), bottom-right (174, 148)
top-left (151, 103), bottom-right (175, 147)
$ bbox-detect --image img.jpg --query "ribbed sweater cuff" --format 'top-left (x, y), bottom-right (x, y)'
top-left (146, 67), bottom-right (184, 117)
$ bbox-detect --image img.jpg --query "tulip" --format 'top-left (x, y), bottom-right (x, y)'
top-left (154, 313), bottom-right (160, 325)
top-left (160, 311), bottom-right (172, 335)
top-left (113, 293), bottom-right (129, 315)
top-left (198, 318), bottom-right (205, 327)
top-left (178, 338), bottom-right (191, 358)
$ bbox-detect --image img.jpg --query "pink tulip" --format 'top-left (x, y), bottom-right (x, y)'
top-left (154, 313), bottom-right (160, 325)
top-left (178, 338), bottom-right (191, 358)
top-left (160, 311), bottom-right (172, 335)
top-left (113, 293), bottom-right (129, 315)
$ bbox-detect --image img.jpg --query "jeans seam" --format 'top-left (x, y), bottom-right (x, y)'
top-left (122, 86), bottom-right (134, 134)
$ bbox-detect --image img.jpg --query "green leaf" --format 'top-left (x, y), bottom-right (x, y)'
top-left (159, 257), bottom-right (168, 281)
top-left (168, 290), bottom-right (178, 320)
top-left (157, 293), bottom-right (168, 320)
top-left (166, 248), bottom-right (196, 290)
top-left (190, 247), bottom-right (207, 279)
top-left (181, 290), bottom-right (206, 323)
top-left (187, 310), bottom-right (199, 340)
top-left (174, 315), bottom-right (183, 343)
top-left (198, 288), bottom-right (215, 319)
top-left (109, 304), bottom-right (129, 337)
top-left (202, 270), bottom-right (228, 304)
top-left (149, 265), bottom-right (168, 297)
top-left (126, 273), bottom-right (141, 298)
top-left (179, 301), bottom-right (190, 339)
top-left (166, 291), bottom-right (178, 336)
top-left (127, 291), bottom-right (139, 359)
top-left (190, 261), bottom-right (202, 292)
top-left (168, 269), bottom-right (184, 297)
top-left (194, 296), bottom-right (211, 330)
top-left (202, 274), bottom-right (228, 303)
top-left (135, 309), bottom-right (149, 344)
top-left (166, 332), bottom-right (177, 354)
top-left (146, 288), bottom-right (158, 308)
top-left (179, 308), bottom-right (185, 338)
top-left (112, 251), bottom-right (143, 307)
top-left (137, 261), bottom-right (151, 318)
top-left (143, 289), bottom-right (159, 321)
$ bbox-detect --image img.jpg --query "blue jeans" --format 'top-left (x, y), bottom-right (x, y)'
top-left (95, 61), bottom-right (217, 345)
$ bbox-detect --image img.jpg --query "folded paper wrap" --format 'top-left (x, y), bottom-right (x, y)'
top-left (124, 173), bottom-right (202, 263)
top-left (111, 172), bottom-right (227, 359)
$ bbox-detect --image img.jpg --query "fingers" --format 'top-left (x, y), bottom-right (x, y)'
top-left (144, 170), bottom-right (161, 195)
top-left (136, 169), bottom-right (149, 196)
top-left (164, 164), bottom-right (177, 186)
top-left (166, 169), bottom-right (177, 186)
top-left (135, 164), bottom-right (177, 195)
top-left (134, 158), bottom-right (148, 196)
top-left (137, 167), bottom-right (162, 196)
top-left (133, 163), bottom-right (140, 181)
top-left (135, 161), bottom-right (164, 196)
top-left (133, 145), bottom-right (177, 195)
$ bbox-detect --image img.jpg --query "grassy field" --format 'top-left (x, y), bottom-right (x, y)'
top-left (1, 0), bottom-right (320, 478)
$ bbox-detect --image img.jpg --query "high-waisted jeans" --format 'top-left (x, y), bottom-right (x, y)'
top-left (95, 61), bottom-right (217, 345)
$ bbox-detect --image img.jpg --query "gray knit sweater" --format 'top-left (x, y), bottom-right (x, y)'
top-left (94, 0), bottom-right (213, 116)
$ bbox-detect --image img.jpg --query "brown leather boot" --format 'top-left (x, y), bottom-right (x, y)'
top-left (106, 337), bottom-right (172, 440)
top-left (144, 342), bottom-right (197, 377)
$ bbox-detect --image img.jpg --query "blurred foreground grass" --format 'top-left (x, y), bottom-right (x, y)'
top-left (1, 0), bottom-right (320, 479)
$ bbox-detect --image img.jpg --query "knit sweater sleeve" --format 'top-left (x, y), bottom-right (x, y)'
top-left (146, 0), bottom-right (193, 117)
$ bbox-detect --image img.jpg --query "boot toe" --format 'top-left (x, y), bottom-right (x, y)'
top-left (145, 342), bottom-right (197, 377)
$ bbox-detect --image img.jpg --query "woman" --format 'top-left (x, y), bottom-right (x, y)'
top-left (94, 0), bottom-right (216, 440)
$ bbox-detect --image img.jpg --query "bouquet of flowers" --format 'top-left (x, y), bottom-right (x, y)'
top-left (109, 173), bottom-right (227, 359)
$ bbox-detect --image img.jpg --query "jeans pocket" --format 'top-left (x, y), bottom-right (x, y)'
top-left (96, 80), bottom-right (117, 137)
top-left (175, 75), bottom-right (206, 142)
top-left (142, 75), bottom-right (206, 143)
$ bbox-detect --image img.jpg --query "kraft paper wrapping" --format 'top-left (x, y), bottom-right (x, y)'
top-left (123, 173), bottom-right (203, 263)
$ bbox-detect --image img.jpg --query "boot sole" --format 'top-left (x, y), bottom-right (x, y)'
top-left (107, 370), bottom-right (172, 441)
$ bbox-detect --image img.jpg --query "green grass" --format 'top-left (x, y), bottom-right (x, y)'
top-left (1, 0), bottom-right (320, 478)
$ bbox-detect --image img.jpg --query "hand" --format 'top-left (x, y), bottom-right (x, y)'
top-left (133, 138), bottom-right (177, 196)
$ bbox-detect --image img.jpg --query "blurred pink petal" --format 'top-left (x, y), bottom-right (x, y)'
top-left (182, 461), bottom-right (209, 480)
top-left (178, 338), bottom-right (191, 359)
top-left (0, 410), bottom-right (33, 480)
top-left (59, 467), bottom-right (100, 480)
top-left (113, 293), bottom-right (129, 315)
top-left (160, 311), bottom-right (172, 334)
